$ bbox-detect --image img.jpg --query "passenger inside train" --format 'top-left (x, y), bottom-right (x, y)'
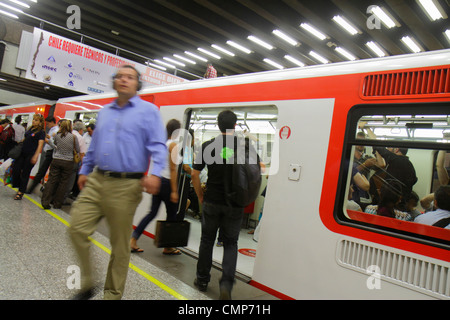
top-left (343, 111), bottom-right (450, 233)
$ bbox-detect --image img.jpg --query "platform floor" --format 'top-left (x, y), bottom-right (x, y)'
top-left (0, 181), bottom-right (277, 300)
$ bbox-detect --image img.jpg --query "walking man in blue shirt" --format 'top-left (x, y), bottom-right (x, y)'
top-left (69, 65), bottom-right (167, 300)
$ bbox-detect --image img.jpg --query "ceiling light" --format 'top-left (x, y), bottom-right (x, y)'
top-left (401, 36), bottom-right (422, 53)
top-left (9, 0), bottom-right (30, 8)
top-left (309, 51), bottom-right (329, 64)
top-left (417, 0), bottom-right (447, 21)
top-left (272, 29), bottom-right (299, 46)
top-left (154, 59), bottom-right (176, 69)
top-left (198, 47), bottom-right (221, 59)
top-left (365, 41), bottom-right (387, 57)
top-left (110, 30), bottom-right (120, 36)
top-left (300, 23), bottom-right (327, 40)
top-left (163, 57), bottom-right (186, 67)
top-left (335, 47), bottom-right (357, 61)
top-left (284, 55), bottom-right (305, 67)
top-left (0, 9), bottom-right (19, 18)
top-left (332, 15), bottom-right (359, 35)
top-left (368, 6), bottom-right (397, 28)
top-left (445, 29), bottom-right (450, 43)
top-left (146, 61), bottom-right (167, 71)
top-left (184, 51), bottom-right (208, 62)
top-left (211, 44), bottom-right (235, 56)
top-left (173, 54), bottom-right (196, 64)
top-left (263, 58), bottom-right (284, 69)
top-left (0, 77), bottom-right (7, 81)
top-left (226, 40), bottom-right (251, 54)
top-left (247, 35), bottom-right (274, 50)
top-left (0, 2), bottom-right (24, 13)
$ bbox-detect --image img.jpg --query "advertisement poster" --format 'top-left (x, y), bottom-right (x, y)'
top-left (25, 28), bottom-right (186, 94)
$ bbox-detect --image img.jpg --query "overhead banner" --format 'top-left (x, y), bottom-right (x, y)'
top-left (25, 28), bottom-right (186, 94)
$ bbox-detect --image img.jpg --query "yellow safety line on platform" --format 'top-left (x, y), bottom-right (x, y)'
top-left (2, 180), bottom-right (187, 300)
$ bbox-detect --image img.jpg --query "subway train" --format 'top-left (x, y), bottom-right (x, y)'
top-left (1, 49), bottom-right (449, 300)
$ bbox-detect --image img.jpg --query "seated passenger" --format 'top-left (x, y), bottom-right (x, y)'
top-left (404, 191), bottom-right (421, 220)
top-left (364, 181), bottom-right (412, 221)
top-left (414, 185), bottom-right (450, 228)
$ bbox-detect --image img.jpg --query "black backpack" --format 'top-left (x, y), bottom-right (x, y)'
top-left (224, 136), bottom-right (262, 208)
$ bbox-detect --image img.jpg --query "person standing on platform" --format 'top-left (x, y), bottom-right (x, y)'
top-left (69, 65), bottom-right (167, 300)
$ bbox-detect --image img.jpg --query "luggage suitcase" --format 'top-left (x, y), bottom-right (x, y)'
top-left (154, 220), bottom-right (190, 248)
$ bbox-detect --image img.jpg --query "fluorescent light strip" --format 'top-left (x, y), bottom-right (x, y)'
top-left (154, 59), bottom-right (176, 69)
top-left (401, 36), bottom-right (422, 53)
top-left (163, 57), bottom-right (186, 67)
top-left (211, 44), bottom-right (235, 56)
top-left (146, 62), bottom-right (167, 71)
top-left (445, 30), bottom-right (450, 43)
top-left (335, 47), bottom-right (357, 61)
top-left (309, 51), bottom-right (329, 64)
top-left (0, 2), bottom-right (24, 13)
top-left (247, 35), bottom-right (274, 50)
top-left (365, 41), bottom-right (386, 57)
top-left (300, 23), bottom-right (327, 40)
top-left (272, 29), bottom-right (299, 46)
top-left (284, 55), bottom-right (305, 67)
top-left (9, 0), bottom-right (30, 8)
top-left (0, 8), bottom-right (19, 18)
top-left (226, 40), bottom-right (251, 54)
top-left (368, 6), bottom-right (396, 28)
top-left (417, 0), bottom-right (444, 21)
top-left (173, 54), bottom-right (196, 64)
top-left (184, 51), bottom-right (208, 62)
top-left (263, 58), bottom-right (284, 69)
top-left (198, 48), bottom-right (221, 59)
top-left (332, 15), bottom-right (359, 35)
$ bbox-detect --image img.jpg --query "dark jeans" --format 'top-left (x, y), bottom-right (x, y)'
top-left (196, 202), bottom-right (244, 290)
top-left (132, 177), bottom-right (177, 240)
top-left (28, 149), bottom-right (53, 193)
top-left (12, 153), bottom-right (35, 194)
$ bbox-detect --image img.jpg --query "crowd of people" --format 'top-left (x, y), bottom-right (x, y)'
top-left (348, 122), bottom-right (450, 229)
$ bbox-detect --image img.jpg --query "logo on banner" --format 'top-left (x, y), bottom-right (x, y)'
top-left (279, 126), bottom-right (291, 140)
top-left (47, 56), bottom-right (56, 63)
top-left (65, 61), bottom-right (75, 69)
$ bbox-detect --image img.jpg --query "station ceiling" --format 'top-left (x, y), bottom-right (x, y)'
top-left (0, 0), bottom-right (449, 103)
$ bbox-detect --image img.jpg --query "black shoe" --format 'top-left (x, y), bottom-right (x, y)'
top-left (71, 287), bottom-right (96, 300)
top-left (41, 204), bottom-right (50, 210)
top-left (194, 278), bottom-right (208, 292)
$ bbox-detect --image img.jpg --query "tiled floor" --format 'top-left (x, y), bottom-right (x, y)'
top-left (0, 181), bottom-right (277, 300)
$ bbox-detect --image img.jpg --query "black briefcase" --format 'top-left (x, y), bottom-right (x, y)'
top-left (154, 220), bottom-right (190, 248)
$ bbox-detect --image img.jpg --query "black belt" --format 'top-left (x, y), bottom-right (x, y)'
top-left (97, 169), bottom-right (144, 179)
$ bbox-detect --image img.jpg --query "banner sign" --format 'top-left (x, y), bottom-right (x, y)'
top-left (25, 28), bottom-right (186, 94)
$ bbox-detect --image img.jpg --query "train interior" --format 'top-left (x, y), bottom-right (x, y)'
top-left (343, 109), bottom-right (450, 245)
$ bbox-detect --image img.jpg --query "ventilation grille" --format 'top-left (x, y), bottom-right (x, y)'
top-left (336, 240), bottom-right (450, 299)
top-left (362, 68), bottom-right (450, 97)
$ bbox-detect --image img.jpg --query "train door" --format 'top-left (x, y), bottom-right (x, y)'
top-left (178, 105), bottom-right (278, 278)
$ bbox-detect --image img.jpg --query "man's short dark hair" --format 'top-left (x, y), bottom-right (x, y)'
top-left (166, 119), bottom-right (181, 138)
top-left (435, 185), bottom-right (450, 211)
top-left (45, 115), bottom-right (56, 123)
top-left (15, 115), bottom-right (22, 124)
top-left (217, 110), bottom-right (237, 133)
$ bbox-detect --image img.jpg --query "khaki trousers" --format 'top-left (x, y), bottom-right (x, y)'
top-left (69, 171), bottom-right (143, 300)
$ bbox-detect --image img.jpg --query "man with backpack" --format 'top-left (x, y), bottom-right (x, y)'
top-left (191, 110), bottom-right (262, 299)
top-left (0, 119), bottom-right (15, 160)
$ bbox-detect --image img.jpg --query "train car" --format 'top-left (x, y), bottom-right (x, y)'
top-left (8, 49), bottom-right (450, 299)
top-left (0, 100), bottom-right (56, 124)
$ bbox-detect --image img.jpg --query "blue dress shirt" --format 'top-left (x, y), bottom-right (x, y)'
top-left (79, 95), bottom-right (168, 177)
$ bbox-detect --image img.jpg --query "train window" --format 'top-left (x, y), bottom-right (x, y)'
top-left (336, 103), bottom-right (450, 247)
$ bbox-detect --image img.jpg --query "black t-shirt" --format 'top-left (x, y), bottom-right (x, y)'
top-left (193, 134), bottom-right (260, 206)
top-left (22, 129), bottom-right (45, 155)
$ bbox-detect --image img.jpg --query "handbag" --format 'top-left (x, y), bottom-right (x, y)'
top-left (73, 136), bottom-right (80, 163)
top-left (154, 220), bottom-right (190, 248)
top-left (8, 143), bottom-right (22, 159)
